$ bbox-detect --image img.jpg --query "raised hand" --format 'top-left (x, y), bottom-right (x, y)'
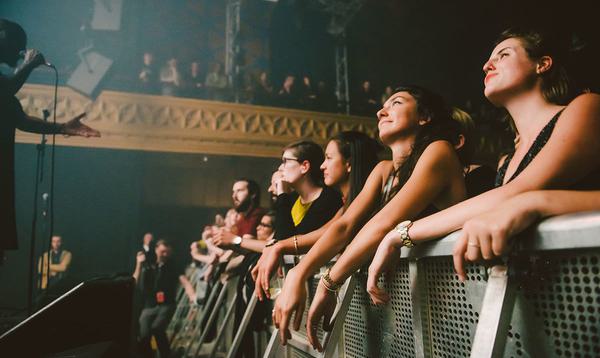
top-left (63, 113), bottom-right (101, 138)
top-left (136, 251), bottom-right (146, 264)
top-left (22, 49), bottom-right (46, 68)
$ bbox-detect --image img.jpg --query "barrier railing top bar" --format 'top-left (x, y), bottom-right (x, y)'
top-left (400, 211), bottom-right (600, 259)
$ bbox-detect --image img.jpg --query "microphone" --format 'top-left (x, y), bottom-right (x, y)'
top-left (18, 50), bottom-right (55, 68)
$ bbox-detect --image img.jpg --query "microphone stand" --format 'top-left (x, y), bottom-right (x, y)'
top-left (26, 109), bottom-right (50, 315)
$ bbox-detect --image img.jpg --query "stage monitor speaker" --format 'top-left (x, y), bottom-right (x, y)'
top-left (91, 0), bottom-right (123, 31)
top-left (0, 275), bottom-right (134, 358)
top-left (67, 51), bottom-right (113, 98)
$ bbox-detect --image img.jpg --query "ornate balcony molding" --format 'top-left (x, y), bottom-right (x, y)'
top-left (15, 84), bottom-right (376, 158)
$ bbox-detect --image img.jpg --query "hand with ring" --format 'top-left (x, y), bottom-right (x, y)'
top-left (452, 199), bottom-right (540, 281)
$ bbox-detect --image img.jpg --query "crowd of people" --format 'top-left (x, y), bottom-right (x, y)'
top-left (128, 26), bottom-right (600, 357)
top-left (134, 52), bottom-right (396, 114)
top-left (3, 15), bottom-right (600, 358)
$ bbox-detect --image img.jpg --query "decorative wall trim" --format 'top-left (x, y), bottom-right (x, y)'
top-left (15, 85), bottom-right (377, 158)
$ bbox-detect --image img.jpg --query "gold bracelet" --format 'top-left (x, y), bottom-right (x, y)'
top-left (320, 276), bottom-right (337, 294)
top-left (293, 235), bottom-right (299, 255)
top-left (322, 268), bottom-right (342, 291)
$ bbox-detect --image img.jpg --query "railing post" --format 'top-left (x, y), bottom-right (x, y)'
top-left (409, 260), bottom-right (427, 358)
top-left (470, 264), bottom-right (516, 358)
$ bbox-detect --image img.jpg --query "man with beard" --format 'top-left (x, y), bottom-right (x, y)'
top-left (213, 178), bottom-right (266, 246)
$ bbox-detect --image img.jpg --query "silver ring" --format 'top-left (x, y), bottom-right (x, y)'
top-left (468, 242), bottom-right (480, 247)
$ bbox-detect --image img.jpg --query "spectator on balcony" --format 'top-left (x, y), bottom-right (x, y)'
top-left (314, 80), bottom-right (337, 113)
top-left (253, 71), bottom-right (274, 106)
top-left (205, 62), bottom-right (228, 101)
top-left (271, 86), bottom-right (466, 349)
top-left (298, 75), bottom-right (317, 110)
top-left (353, 80), bottom-right (378, 116)
top-left (253, 131), bottom-right (381, 301)
top-left (277, 75), bottom-right (299, 108)
top-left (183, 61), bottom-right (205, 99)
top-left (380, 85), bottom-right (394, 106)
top-left (137, 52), bottom-right (158, 94)
top-left (159, 57), bottom-right (182, 96)
top-left (368, 27), bottom-right (600, 291)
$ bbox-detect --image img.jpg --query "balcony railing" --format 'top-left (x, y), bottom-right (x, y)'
top-left (15, 85), bottom-right (376, 158)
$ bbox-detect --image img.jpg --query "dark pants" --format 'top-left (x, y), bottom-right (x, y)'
top-left (138, 304), bottom-right (174, 358)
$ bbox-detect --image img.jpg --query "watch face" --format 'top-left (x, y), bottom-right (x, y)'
top-left (233, 236), bottom-right (242, 245)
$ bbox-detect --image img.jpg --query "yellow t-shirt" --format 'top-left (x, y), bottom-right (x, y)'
top-left (291, 196), bottom-right (314, 226)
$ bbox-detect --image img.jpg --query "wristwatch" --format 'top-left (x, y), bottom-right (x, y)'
top-left (394, 220), bottom-right (415, 248)
top-left (265, 238), bottom-right (277, 247)
top-left (232, 236), bottom-right (242, 246)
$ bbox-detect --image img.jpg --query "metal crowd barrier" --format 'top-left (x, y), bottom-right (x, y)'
top-left (263, 211), bottom-right (600, 358)
top-left (166, 261), bottom-right (240, 358)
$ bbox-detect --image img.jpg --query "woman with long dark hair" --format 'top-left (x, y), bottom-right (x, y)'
top-left (368, 27), bottom-right (600, 299)
top-left (271, 85), bottom-right (466, 349)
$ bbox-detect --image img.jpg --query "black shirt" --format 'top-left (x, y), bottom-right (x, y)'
top-left (273, 186), bottom-right (343, 241)
top-left (0, 75), bottom-right (23, 251)
top-left (138, 260), bottom-right (184, 307)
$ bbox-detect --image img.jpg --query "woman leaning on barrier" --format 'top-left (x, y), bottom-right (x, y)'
top-left (272, 85), bottom-right (467, 350)
top-left (454, 190), bottom-right (600, 275)
top-left (368, 27), bottom-right (600, 301)
top-left (251, 131), bottom-right (381, 301)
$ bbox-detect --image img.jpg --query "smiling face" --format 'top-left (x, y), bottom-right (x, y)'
top-left (320, 140), bottom-right (350, 187)
top-left (376, 91), bottom-right (423, 144)
top-left (482, 37), bottom-right (540, 106)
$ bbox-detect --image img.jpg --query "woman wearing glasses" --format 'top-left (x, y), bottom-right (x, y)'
top-left (272, 140), bottom-right (344, 248)
top-left (253, 131), bottom-right (381, 300)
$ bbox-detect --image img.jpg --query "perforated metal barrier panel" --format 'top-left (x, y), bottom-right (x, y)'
top-left (338, 212), bottom-right (600, 358)
top-left (503, 250), bottom-right (600, 358)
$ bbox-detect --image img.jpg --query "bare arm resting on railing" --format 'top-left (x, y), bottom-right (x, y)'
top-left (271, 160), bottom-right (386, 343)
top-left (252, 208), bottom-right (342, 301)
top-left (367, 94), bottom-right (600, 298)
top-left (408, 94), bottom-right (600, 245)
top-left (304, 141), bottom-right (465, 351)
top-left (453, 190), bottom-right (600, 281)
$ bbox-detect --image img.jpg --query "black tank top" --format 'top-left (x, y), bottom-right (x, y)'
top-left (495, 109), bottom-right (600, 190)
top-left (495, 110), bottom-right (563, 187)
